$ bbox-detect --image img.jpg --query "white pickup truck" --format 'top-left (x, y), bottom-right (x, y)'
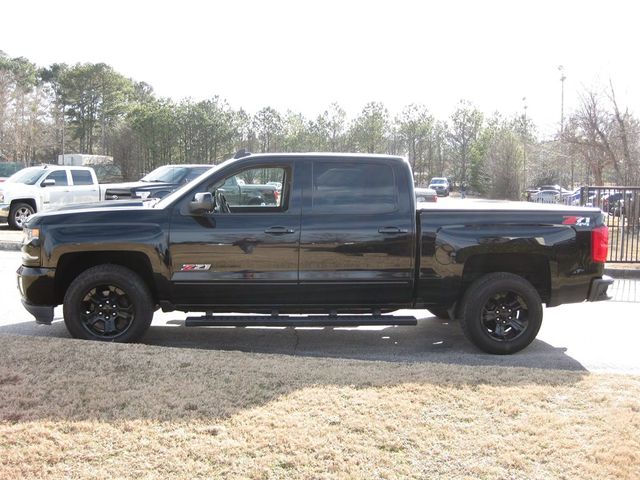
top-left (0, 165), bottom-right (100, 229)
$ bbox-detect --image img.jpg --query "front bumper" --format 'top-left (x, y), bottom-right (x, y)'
top-left (0, 203), bottom-right (9, 223)
top-left (17, 265), bottom-right (57, 324)
top-left (588, 275), bottom-right (614, 302)
top-left (21, 300), bottom-right (54, 324)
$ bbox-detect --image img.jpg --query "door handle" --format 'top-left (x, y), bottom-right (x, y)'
top-left (264, 226), bottom-right (295, 234)
top-left (378, 226), bottom-right (408, 234)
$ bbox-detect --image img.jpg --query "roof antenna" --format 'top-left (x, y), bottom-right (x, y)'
top-left (234, 149), bottom-right (251, 159)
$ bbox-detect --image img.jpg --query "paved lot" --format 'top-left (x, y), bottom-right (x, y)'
top-left (2, 250), bottom-right (638, 374)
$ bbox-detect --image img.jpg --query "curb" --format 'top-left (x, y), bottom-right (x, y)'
top-left (605, 268), bottom-right (640, 279)
top-left (0, 241), bottom-right (21, 251)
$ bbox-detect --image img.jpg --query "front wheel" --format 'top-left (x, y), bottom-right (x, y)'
top-left (9, 202), bottom-right (35, 229)
top-left (63, 264), bottom-right (154, 342)
top-left (458, 272), bottom-right (543, 354)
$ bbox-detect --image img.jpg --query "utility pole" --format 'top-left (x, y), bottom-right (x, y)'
top-left (61, 102), bottom-right (65, 164)
top-left (522, 96), bottom-right (528, 193)
top-left (558, 65), bottom-right (566, 133)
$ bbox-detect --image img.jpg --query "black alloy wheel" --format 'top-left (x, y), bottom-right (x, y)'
top-left (480, 291), bottom-right (529, 342)
top-left (80, 284), bottom-right (135, 339)
top-left (64, 264), bottom-right (153, 342)
top-left (458, 272), bottom-right (543, 354)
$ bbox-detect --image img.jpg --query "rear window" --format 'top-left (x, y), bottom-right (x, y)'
top-left (312, 161), bottom-right (397, 214)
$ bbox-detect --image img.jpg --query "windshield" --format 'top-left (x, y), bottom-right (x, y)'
top-left (155, 158), bottom-right (235, 209)
top-left (6, 167), bottom-right (46, 185)
top-left (141, 166), bottom-right (189, 183)
top-left (430, 178), bottom-right (446, 184)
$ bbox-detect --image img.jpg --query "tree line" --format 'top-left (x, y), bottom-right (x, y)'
top-left (1, 50), bottom-right (638, 198)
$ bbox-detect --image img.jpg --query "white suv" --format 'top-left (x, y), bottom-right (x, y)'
top-left (428, 177), bottom-right (450, 197)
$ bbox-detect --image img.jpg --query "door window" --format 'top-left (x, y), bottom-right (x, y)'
top-left (312, 161), bottom-right (396, 213)
top-left (71, 170), bottom-right (94, 185)
top-left (44, 170), bottom-right (69, 186)
top-left (213, 167), bottom-right (286, 209)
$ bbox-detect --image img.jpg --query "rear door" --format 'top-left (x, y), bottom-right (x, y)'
top-left (69, 169), bottom-right (100, 203)
top-left (298, 158), bottom-right (415, 308)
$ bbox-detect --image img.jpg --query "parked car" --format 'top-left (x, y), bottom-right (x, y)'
top-left (19, 151), bottom-right (612, 355)
top-left (428, 177), bottom-right (450, 196)
top-left (415, 187), bottom-right (438, 203)
top-left (539, 184), bottom-right (563, 193)
top-left (102, 164), bottom-right (213, 201)
top-left (530, 190), bottom-right (560, 204)
top-left (0, 165), bottom-right (100, 229)
top-left (561, 188), bottom-right (582, 206)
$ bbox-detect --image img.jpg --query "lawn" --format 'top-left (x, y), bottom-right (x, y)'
top-left (1, 334), bottom-right (638, 479)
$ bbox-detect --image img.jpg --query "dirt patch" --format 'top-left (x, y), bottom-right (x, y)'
top-left (0, 334), bottom-right (638, 479)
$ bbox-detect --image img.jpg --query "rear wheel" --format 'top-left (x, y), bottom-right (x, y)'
top-left (63, 264), bottom-right (153, 342)
top-left (458, 272), bottom-right (542, 354)
top-left (9, 202), bottom-right (35, 229)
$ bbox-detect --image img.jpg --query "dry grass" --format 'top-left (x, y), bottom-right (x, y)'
top-left (0, 334), bottom-right (638, 480)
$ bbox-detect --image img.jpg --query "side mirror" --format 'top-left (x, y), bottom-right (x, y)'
top-left (189, 192), bottom-right (214, 214)
top-left (41, 179), bottom-right (55, 187)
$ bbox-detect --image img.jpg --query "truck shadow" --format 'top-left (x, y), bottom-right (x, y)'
top-left (0, 314), bottom-right (586, 373)
top-left (144, 318), bottom-right (587, 372)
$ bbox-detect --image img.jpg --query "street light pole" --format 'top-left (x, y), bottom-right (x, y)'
top-left (558, 65), bottom-right (571, 188)
top-left (558, 65), bottom-right (566, 133)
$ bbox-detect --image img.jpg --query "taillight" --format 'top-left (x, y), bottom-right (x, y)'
top-left (591, 225), bottom-right (609, 263)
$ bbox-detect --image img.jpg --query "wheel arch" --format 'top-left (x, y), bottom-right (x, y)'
top-left (55, 251), bottom-right (157, 305)
top-left (461, 253), bottom-right (551, 303)
top-left (11, 198), bottom-right (37, 212)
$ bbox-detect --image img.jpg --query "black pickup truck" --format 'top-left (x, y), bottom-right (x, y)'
top-left (17, 152), bottom-right (613, 354)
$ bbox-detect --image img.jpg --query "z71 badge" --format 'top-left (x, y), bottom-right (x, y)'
top-left (181, 264), bottom-right (211, 271)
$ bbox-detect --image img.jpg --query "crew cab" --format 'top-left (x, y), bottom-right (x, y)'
top-left (17, 152), bottom-right (613, 354)
top-left (0, 165), bottom-right (99, 229)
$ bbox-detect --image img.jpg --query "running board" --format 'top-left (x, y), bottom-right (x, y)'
top-left (184, 315), bottom-right (417, 328)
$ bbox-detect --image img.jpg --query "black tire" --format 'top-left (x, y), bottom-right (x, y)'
top-left (63, 264), bottom-right (154, 342)
top-left (458, 272), bottom-right (542, 355)
top-left (9, 202), bottom-right (35, 229)
top-left (427, 306), bottom-right (450, 320)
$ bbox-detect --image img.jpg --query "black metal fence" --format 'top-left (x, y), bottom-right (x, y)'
top-left (580, 186), bottom-right (640, 263)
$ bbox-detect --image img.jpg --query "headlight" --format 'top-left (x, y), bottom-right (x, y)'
top-left (23, 227), bottom-right (40, 241)
top-left (22, 227), bottom-right (41, 266)
top-left (135, 191), bottom-right (151, 199)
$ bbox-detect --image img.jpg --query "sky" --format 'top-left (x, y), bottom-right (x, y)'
top-left (1, 0), bottom-right (638, 137)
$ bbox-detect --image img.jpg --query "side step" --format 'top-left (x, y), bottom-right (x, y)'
top-left (184, 315), bottom-right (417, 328)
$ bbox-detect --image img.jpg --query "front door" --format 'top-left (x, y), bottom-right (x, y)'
top-left (40, 170), bottom-right (71, 211)
top-left (168, 161), bottom-right (300, 309)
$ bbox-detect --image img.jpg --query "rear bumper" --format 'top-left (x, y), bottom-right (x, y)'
top-left (588, 275), bottom-right (614, 302)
